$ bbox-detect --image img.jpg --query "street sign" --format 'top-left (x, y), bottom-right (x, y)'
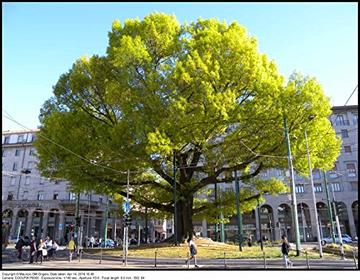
top-left (58, 223), bottom-right (63, 230)
top-left (123, 201), bottom-right (130, 214)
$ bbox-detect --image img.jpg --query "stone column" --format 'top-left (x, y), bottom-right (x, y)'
top-left (112, 217), bottom-right (116, 240)
top-left (346, 204), bottom-right (357, 238)
top-left (10, 209), bottom-right (19, 238)
top-left (150, 219), bottom-right (156, 242)
top-left (41, 211), bottom-right (49, 238)
top-left (308, 204), bottom-right (319, 242)
top-left (58, 212), bottom-right (66, 244)
top-left (272, 207), bottom-right (281, 241)
top-left (201, 219), bottom-right (208, 237)
top-left (25, 210), bottom-right (34, 237)
top-left (100, 212), bottom-right (106, 238)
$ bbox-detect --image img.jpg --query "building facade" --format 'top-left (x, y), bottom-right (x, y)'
top-left (2, 106), bottom-right (358, 244)
top-left (198, 105), bottom-right (358, 242)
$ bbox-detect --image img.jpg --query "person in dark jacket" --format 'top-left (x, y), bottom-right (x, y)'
top-left (281, 235), bottom-right (293, 268)
top-left (15, 236), bottom-right (29, 260)
top-left (29, 236), bottom-right (37, 264)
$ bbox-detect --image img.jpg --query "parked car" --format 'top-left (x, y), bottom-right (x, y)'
top-left (321, 234), bottom-right (352, 245)
top-left (101, 239), bottom-right (115, 248)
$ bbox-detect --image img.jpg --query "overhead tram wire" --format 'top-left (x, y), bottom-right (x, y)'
top-left (344, 85), bottom-right (358, 106)
top-left (2, 111), bottom-right (139, 175)
top-left (4, 96), bottom-right (357, 175)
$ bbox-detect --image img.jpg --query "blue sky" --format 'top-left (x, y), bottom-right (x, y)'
top-left (2, 2), bottom-right (358, 131)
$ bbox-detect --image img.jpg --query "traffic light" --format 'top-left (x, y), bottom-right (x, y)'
top-left (335, 201), bottom-right (346, 216)
top-left (123, 214), bottom-right (132, 226)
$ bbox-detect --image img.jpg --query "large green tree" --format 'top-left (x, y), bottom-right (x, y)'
top-left (35, 13), bottom-right (341, 242)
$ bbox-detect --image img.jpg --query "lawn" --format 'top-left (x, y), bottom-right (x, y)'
top-left (84, 239), bottom-right (340, 260)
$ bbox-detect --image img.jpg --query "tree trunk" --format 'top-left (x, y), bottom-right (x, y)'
top-left (175, 194), bottom-right (194, 243)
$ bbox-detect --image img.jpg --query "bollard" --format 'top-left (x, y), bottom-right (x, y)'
top-left (224, 252), bottom-right (227, 268)
top-left (305, 250), bottom-right (310, 269)
top-left (263, 251), bottom-right (267, 269)
top-left (353, 251), bottom-right (358, 270)
top-left (79, 248), bottom-right (82, 263)
top-left (99, 246), bottom-right (103, 264)
top-left (187, 252), bottom-right (190, 269)
top-left (154, 250), bottom-right (157, 267)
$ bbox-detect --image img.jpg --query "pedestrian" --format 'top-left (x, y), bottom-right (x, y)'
top-left (46, 237), bottom-right (54, 260)
top-left (67, 237), bottom-right (76, 262)
top-left (15, 236), bottom-right (25, 260)
top-left (29, 236), bottom-right (37, 264)
top-left (281, 235), bottom-right (293, 268)
top-left (36, 239), bottom-right (46, 264)
top-left (48, 239), bottom-right (58, 260)
top-left (247, 235), bottom-right (253, 247)
top-left (185, 236), bottom-right (199, 268)
top-left (90, 236), bottom-right (95, 248)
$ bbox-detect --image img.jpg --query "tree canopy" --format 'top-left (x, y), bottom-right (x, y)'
top-left (35, 13), bottom-right (341, 241)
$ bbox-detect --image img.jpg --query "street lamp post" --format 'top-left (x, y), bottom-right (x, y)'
top-left (283, 116), bottom-right (301, 256)
top-left (173, 152), bottom-right (178, 244)
top-left (323, 171), bottom-right (336, 243)
top-left (257, 197), bottom-right (263, 251)
top-left (214, 180), bottom-right (218, 242)
top-left (330, 185), bottom-right (346, 260)
top-left (234, 170), bottom-right (243, 251)
top-left (304, 126), bottom-right (323, 258)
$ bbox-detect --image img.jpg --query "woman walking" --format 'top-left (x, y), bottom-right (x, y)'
top-left (35, 239), bottom-right (46, 264)
top-left (67, 237), bottom-right (76, 262)
top-left (281, 235), bottom-right (293, 268)
top-left (185, 236), bottom-right (199, 268)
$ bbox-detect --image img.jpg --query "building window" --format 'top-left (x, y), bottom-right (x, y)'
top-left (341, 129), bottom-right (349, 138)
top-left (99, 196), bottom-right (103, 203)
top-left (22, 191), bottom-right (28, 200)
top-left (29, 149), bottom-right (36, 156)
top-left (351, 182), bottom-right (358, 191)
top-left (37, 192), bottom-right (44, 200)
top-left (10, 176), bottom-right (16, 186)
top-left (353, 113), bottom-right (358, 125)
top-left (12, 162), bottom-right (18, 171)
top-left (344, 146), bottom-right (352, 153)
top-left (295, 184), bottom-right (305, 193)
top-left (330, 183), bottom-right (341, 192)
top-left (312, 169), bottom-right (320, 179)
top-left (53, 193), bottom-right (59, 200)
top-left (7, 192), bottom-right (14, 201)
top-left (4, 136), bottom-right (10, 144)
top-left (25, 176), bottom-right (31, 185)
top-left (2, 149), bottom-right (5, 157)
top-left (346, 163), bottom-right (356, 177)
top-left (15, 149), bottom-right (21, 156)
top-left (31, 134), bottom-right (36, 142)
top-left (17, 135), bottom-right (24, 143)
top-left (314, 183), bottom-right (322, 192)
top-left (40, 177), bottom-right (45, 185)
top-left (335, 115), bottom-right (345, 126)
top-left (69, 192), bottom-right (76, 201)
top-left (27, 161), bottom-right (34, 170)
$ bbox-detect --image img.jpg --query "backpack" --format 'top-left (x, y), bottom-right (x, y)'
top-left (190, 244), bottom-right (197, 255)
top-left (15, 239), bottom-right (23, 249)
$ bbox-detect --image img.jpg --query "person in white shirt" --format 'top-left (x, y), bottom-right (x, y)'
top-left (90, 236), bottom-right (95, 248)
top-left (185, 236), bottom-right (199, 268)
